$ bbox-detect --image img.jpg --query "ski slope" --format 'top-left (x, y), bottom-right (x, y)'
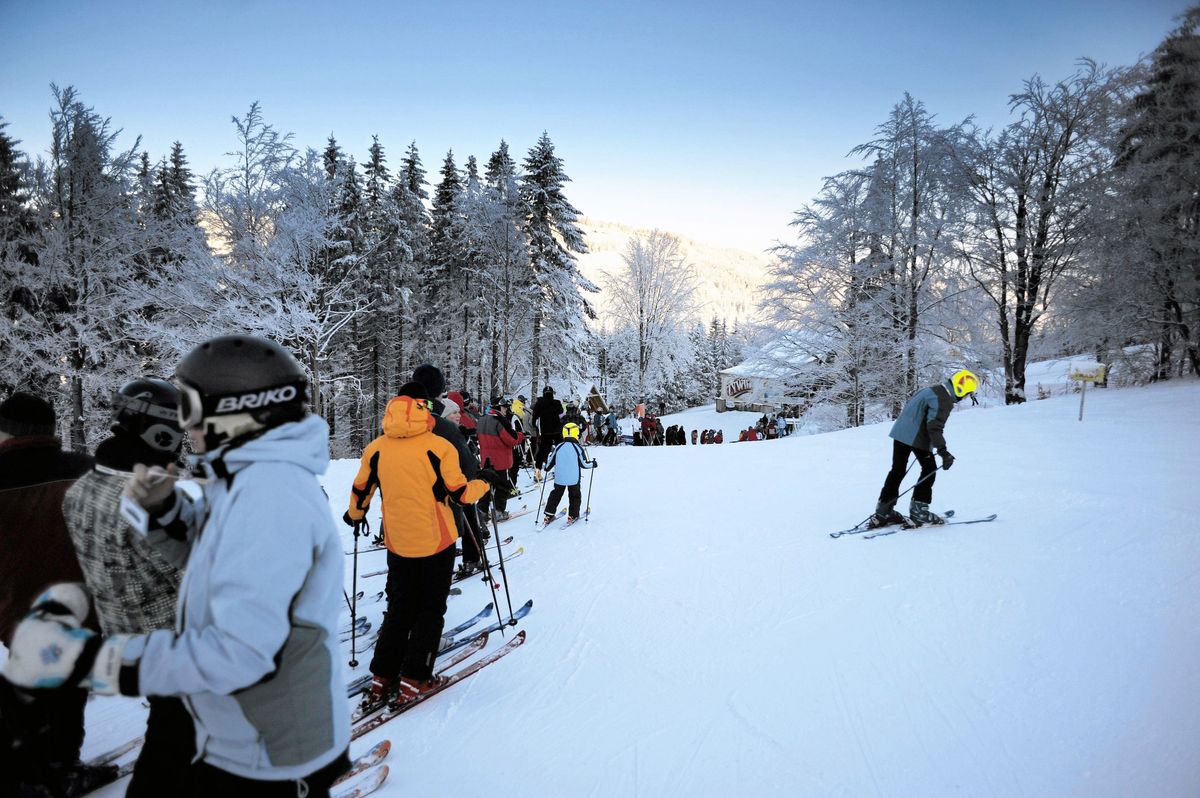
top-left (75, 380), bottom-right (1200, 796)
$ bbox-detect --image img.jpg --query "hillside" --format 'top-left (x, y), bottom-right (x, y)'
top-left (70, 380), bottom-right (1200, 797)
top-left (577, 218), bottom-right (771, 328)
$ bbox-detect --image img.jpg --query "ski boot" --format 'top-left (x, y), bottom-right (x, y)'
top-left (869, 500), bottom-right (906, 528)
top-left (60, 761), bottom-right (120, 796)
top-left (356, 675), bottom-right (397, 718)
top-left (908, 500), bottom-right (946, 526)
top-left (390, 674), bottom-right (449, 708)
top-left (455, 560), bottom-right (482, 580)
top-left (494, 510), bottom-right (511, 522)
top-left (564, 516), bottom-right (578, 527)
top-left (542, 513), bottom-right (555, 526)
top-left (533, 469), bottom-right (542, 483)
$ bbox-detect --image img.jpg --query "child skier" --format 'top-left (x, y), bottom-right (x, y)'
top-left (872, 369), bottom-right (978, 527)
top-left (542, 422), bottom-right (597, 525)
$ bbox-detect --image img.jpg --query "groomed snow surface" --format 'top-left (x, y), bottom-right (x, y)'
top-left (80, 381), bottom-right (1200, 796)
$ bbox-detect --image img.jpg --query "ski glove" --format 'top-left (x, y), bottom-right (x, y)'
top-left (589, 460), bottom-right (598, 469)
top-left (2, 584), bottom-right (136, 696)
top-left (938, 449), bottom-right (955, 471)
top-left (477, 467), bottom-right (512, 493)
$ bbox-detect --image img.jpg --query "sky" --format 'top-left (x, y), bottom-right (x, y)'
top-left (0, 0), bottom-right (1192, 253)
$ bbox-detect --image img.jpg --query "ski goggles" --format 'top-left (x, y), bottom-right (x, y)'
top-left (175, 380), bottom-right (206, 429)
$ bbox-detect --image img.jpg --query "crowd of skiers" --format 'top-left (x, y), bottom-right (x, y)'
top-left (0, 323), bottom-right (980, 797)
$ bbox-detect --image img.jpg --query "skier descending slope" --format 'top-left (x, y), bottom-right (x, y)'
top-left (871, 369), bottom-right (979, 527)
top-left (2, 335), bottom-right (354, 796)
top-left (344, 382), bottom-right (508, 714)
top-left (542, 422), bottom-right (597, 526)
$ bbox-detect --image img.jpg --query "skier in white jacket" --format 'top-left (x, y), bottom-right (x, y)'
top-left (3, 335), bottom-right (351, 796)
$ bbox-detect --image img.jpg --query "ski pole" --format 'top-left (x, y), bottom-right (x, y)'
top-left (489, 504), bottom-right (517, 628)
top-left (349, 519), bottom-right (367, 668)
top-left (534, 468), bottom-right (548, 529)
top-left (843, 460), bottom-right (917, 532)
top-left (584, 463), bottom-right (595, 523)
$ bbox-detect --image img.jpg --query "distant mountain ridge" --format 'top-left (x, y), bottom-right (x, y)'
top-left (576, 218), bottom-right (770, 329)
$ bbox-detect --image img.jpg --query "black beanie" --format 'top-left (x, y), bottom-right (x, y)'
top-left (397, 381), bottom-right (430, 400)
top-left (0, 392), bottom-right (56, 437)
top-left (411, 364), bottom-right (446, 398)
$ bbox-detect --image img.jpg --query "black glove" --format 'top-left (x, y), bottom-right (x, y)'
top-left (342, 512), bottom-right (370, 538)
top-left (477, 467), bottom-right (512, 493)
top-left (938, 450), bottom-right (955, 471)
top-left (342, 511), bottom-right (356, 528)
top-left (590, 460), bottom-right (599, 469)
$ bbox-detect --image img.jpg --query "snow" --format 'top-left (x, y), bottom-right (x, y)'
top-left (74, 380), bottom-right (1200, 796)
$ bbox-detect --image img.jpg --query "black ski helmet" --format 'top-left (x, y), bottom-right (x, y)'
top-left (175, 335), bottom-right (308, 450)
top-left (111, 379), bottom-right (184, 463)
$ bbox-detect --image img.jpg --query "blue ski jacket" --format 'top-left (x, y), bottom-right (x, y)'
top-left (889, 381), bottom-right (955, 451)
top-left (547, 439), bottom-right (595, 487)
top-left (130, 414), bottom-right (350, 781)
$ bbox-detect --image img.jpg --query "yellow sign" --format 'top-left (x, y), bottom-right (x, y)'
top-left (1068, 364), bottom-right (1106, 383)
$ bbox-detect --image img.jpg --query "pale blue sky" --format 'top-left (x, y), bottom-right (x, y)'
top-left (0, 0), bottom-right (1190, 251)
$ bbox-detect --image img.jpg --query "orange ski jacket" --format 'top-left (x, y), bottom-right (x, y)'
top-left (346, 396), bottom-right (490, 557)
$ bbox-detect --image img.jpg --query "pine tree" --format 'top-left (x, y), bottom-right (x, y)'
top-left (519, 132), bottom-right (594, 393)
top-left (393, 141), bottom-right (430, 375)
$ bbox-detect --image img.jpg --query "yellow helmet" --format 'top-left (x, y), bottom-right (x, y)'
top-left (950, 369), bottom-right (979, 398)
top-left (562, 422), bottom-right (581, 440)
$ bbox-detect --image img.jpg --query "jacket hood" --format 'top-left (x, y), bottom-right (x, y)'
top-left (201, 414), bottom-right (331, 476)
top-left (382, 395), bottom-right (435, 439)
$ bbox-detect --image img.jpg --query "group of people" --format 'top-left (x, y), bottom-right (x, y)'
top-left (2, 335), bottom-right (354, 798)
top-left (0, 336), bottom-right (980, 798)
top-left (696, 429), bottom-right (725, 444)
top-left (345, 377), bottom-right (597, 717)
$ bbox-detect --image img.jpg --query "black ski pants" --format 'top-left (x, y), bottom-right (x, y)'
top-left (535, 433), bottom-right (562, 470)
top-left (454, 504), bottom-right (488, 567)
top-left (371, 544), bottom-right (456, 681)
top-left (879, 439), bottom-right (937, 505)
top-left (185, 750), bottom-right (350, 797)
top-left (544, 483), bottom-right (581, 519)
top-left (127, 696), bottom-right (194, 798)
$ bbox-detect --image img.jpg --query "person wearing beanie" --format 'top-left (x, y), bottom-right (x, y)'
top-left (345, 382), bottom-right (507, 714)
top-left (416, 372), bottom-right (489, 578)
top-left (531, 386), bottom-right (564, 481)
top-left (0, 392), bottom-right (106, 796)
top-left (60, 379), bottom-right (193, 797)
top-left (411, 364), bottom-right (446, 399)
top-left (475, 397), bottom-right (523, 537)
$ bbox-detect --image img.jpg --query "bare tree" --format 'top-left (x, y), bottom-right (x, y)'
top-left (602, 230), bottom-right (698, 402)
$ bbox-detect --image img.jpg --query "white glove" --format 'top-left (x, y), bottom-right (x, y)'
top-left (2, 583), bottom-right (133, 695)
top-left (122, 463), bottom-right (177, 511)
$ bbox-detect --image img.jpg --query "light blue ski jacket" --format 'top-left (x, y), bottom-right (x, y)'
top-left (547, 439), bottom-right (595, 487)
top-left (128, 415), bottom-right (350, 781)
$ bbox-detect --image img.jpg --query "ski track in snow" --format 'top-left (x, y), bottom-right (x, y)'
top-left (60, 381), bottom-right (1200, 797)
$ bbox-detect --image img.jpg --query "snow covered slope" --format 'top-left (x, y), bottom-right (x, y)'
top-left (79, 380), bottom-right (1200, 796)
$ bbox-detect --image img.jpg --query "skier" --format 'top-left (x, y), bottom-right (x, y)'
top-left (411, 366), bottom-right (489, 575)
top-left (604, 411), bottom-right (620, 445)
top-left (0, 392), bottom-right (110, 797)
top-left (872, 369), bottom-right (979, 527)
top-left (477, 396), bottom-right (524, 526)
top-left (542, 422), bottom-right (597, 525)
top-left (345, 383), bottom-right (509, 712)
top-left (61, 378), bottom-right (193, 797)
top-left (3, 335), bottom-right (354, 796)
top-left (531, 386), bottom-right (564, 481)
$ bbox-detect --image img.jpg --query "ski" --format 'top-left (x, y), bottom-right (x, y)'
top-left (864, 512), bottom-right (996, 539)
top-left (350, 631), bottom-right (526, 741)
top-left (440, 598), bottom-right (532, 656)
top-left (339, 616), bottom-right (369, 635)
top-left (348, 624), bottom-right (492, 696)
top-left (494, 507), bottom-right (532, 523)
top-left (444, 602), bottom-right (495, 639)
top-left (333, 740), bottom-right (391, 785)
top-left (84, 735), bottom-right (143, 768)
top-left (350, 633), bottom-right (488, 713)
top-left (451, 547), bottom-right (524, 583)
top-left (831, 510), bottom-right (956, 538)
top-left (537, 509), bottom-right (567, 531)
top-left (339, 620), bottom-right (372, 643)
top-left (332, 764), bottom-right (388, 798)
top-left (454, 535), bottom-right (514, 556)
